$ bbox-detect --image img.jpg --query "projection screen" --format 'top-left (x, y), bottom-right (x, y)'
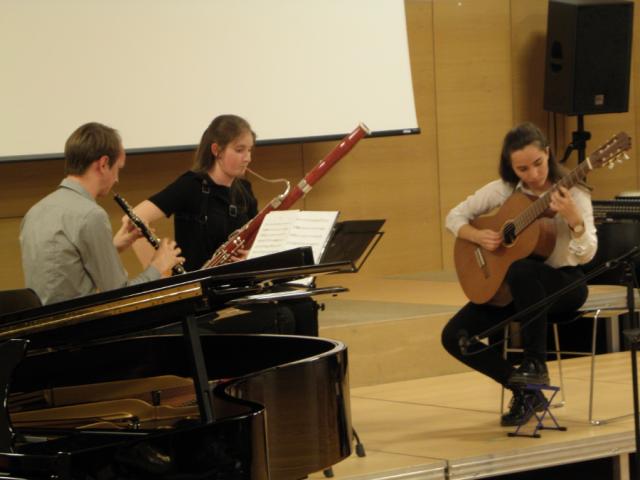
top-left (0, 0), bottom-right (418, 161)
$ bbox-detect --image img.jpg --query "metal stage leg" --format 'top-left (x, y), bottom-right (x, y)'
top-left (613, 453), bottom-right (631, 480)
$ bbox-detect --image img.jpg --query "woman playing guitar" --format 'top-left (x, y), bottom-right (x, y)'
top-left (441, 122), bottom-right (597, 427)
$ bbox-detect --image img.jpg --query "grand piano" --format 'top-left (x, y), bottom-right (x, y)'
top-left (0, 247), bottom-right (354, 480)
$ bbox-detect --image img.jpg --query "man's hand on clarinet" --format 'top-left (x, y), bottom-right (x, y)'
top-left (150, 238), bottom-right (185, 276)
top-left (113, 216), bottom-right (144, 253)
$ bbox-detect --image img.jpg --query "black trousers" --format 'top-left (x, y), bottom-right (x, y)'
top-left (441, 258), bottom-right (587, 386)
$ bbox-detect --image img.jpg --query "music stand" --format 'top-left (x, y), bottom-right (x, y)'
top-left (227, 220), bottom-right (386, 304)
top-left (321, 219), bottom-right (385, 271)
top-left (321, 219), bottom-right (384, 477)
top-left (221, 220), bottom-right (386, 476)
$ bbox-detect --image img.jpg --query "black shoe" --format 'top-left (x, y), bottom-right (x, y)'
top-left (500, 389), bottom-right (547, 427)
top-left (508, 357), bottom-right (549, 386)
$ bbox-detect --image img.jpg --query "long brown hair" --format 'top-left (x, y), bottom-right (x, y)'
top-left (498, 122), bottom-right (566, 187)
top-left (192, 114), bottom-right (256, 174)
top-left (192, 114), bottom-right (257, 210)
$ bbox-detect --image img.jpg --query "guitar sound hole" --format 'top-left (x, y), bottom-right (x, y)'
top-left (503, 222), bottom-right (516, 246)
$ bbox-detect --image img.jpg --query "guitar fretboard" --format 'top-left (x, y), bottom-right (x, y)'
top-left (513, 160), bottom-right (591, 235)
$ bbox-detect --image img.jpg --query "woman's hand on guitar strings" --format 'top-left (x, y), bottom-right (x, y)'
top-left (549, 186), bottom-right (583, 229)
top-left (473, 228), bottom-right (503, 251)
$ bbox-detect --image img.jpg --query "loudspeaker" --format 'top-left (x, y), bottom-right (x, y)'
top-left (543, 0), bottom-right (633, 115)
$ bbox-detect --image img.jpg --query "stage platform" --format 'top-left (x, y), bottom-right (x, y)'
top-left (310, 352), bottom-right (637, 479)
top-left (317, 271), bottom-right (469, 387)
top-left (311, 272), bottom-right (638, 479)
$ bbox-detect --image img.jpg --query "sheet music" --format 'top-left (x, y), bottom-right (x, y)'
top-left (248, 210), bottom-right (339, 263)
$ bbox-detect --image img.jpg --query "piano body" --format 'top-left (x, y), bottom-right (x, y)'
top-left (0, 248), bottom-right (354, 480)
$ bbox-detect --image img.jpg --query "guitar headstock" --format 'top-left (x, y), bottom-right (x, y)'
top-left (588, 132), bottom-right (632, 170)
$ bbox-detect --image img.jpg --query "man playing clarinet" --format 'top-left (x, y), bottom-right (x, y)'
top-left (19, 122), bottom-right (183, 305)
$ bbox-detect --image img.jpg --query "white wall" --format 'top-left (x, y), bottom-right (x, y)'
top-left (0, 0), bottom-right (418, 160)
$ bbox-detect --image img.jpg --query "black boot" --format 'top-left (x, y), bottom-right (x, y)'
top-left (501, 389), bottom-right (547, 427)
top-left (508, 357), bottom-right (549, 386)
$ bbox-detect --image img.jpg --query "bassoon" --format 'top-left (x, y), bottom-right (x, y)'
top-left (201, 122), bottom-right (370, 268)
top-left (113, 193), bottom-right (186, 275)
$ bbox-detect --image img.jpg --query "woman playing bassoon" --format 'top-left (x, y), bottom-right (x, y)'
top-left (132, 114), bottom-right (317, 335)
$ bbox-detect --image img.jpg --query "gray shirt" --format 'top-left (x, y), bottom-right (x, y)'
top-left (19, 178), bottom-right (161, 305)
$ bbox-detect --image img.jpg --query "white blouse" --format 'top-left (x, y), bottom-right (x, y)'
top-left (445, 179), bottom-right (598, 268)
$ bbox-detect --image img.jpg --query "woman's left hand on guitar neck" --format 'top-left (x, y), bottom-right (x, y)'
top-left (548, 186), bottom-right (584, 236)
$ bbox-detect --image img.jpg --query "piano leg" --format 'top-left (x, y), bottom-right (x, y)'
top-left (0, 339), bottom-right (29, 452)
top-left (323, 427), bottom-right (366, 477)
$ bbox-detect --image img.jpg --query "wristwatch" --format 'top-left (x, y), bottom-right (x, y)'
top-left (570, 222), bottom-right (585, 234)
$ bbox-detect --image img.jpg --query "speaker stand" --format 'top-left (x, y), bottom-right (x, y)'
top-left (560, 114), bottom-right (591, 164)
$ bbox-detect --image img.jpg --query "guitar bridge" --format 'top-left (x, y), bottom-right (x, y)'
top-left (474, 248), bottom-right (490, 279)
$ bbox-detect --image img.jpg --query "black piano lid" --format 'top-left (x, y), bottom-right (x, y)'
top-left (0, 247), bottom-right (355, 347)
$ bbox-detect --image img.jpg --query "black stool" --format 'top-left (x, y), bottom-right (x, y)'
top-left (508, 384), bottom-right (567, 438)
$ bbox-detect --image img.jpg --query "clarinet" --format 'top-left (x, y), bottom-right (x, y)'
top-left (113, 193), bottom-right (186, 275)
top-left (201, 122), bottom-right (370, 268)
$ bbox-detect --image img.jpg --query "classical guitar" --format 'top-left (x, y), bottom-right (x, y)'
top-left (454, 132), bottom-right (631, 305)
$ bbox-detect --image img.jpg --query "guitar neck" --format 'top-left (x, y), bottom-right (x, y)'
top-left (513, 160), bottom-right (592, 235)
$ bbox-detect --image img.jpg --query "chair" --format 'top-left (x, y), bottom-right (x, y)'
top-left (573, 290), bottom-right (637, 425)
top-left (0, 288), bottom-right (41, 316)
top-left (502, 220), bottom-right (640, 424)
top-left (501, 300), bottom-right (631, 425)
top-left (577, 220), bottom-right (640, 424)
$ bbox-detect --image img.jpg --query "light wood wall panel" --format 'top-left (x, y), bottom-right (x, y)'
top-left (0, 159), bottom-right (63, 217)
top-left (304, 0), bottom-right (439, 276)
top-left (0, 159), bottom-right (65, 291)
top-left (435, 0), bottom-right (514, 269)
top-left (0, 218), bottom-right (24, 288)
top-left (510, 0), bottom-right (550, 129)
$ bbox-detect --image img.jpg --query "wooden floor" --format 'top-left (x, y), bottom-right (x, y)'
top-left (309, 353), bottom-right (636, 479)
top-left (309, 273), bottom-right (638, 479)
